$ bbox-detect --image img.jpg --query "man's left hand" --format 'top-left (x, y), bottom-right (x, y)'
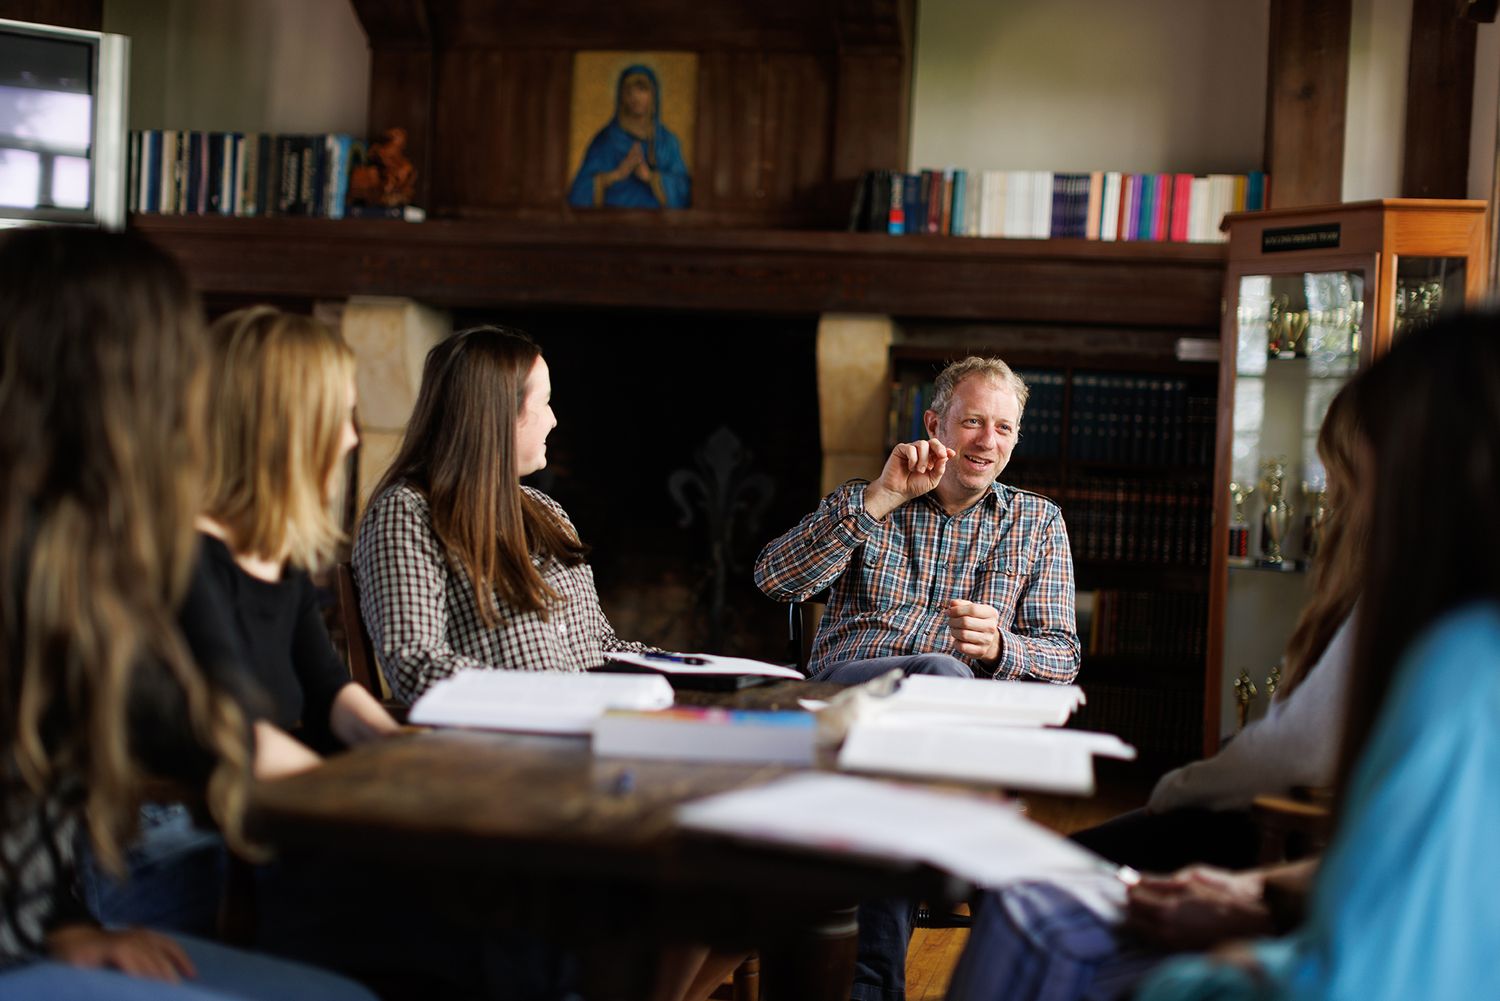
top-left (945, 600), bottom-right (1001, 664)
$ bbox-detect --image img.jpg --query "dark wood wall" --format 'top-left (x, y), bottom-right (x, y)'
top-left (0, 0), bottom-right (99, 30)
top-left (352, 0), bottom-right (914, 227)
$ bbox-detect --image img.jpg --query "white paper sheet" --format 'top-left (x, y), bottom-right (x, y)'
top-left (407, 670), bottom-right (674, 733)
top-left (676, 773), bottom-right (1131, 897)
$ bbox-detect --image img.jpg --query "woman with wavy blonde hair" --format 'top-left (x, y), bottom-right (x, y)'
top-left (0, 229), bottom-right (374, 1000)
top-left (197, 306), bottom-right (398, 750)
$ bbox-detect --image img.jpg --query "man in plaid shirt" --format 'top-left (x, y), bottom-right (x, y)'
top-left (756, 355), bottom-right (1081, 1001)
top-left (755, 355), bottom-right (1079, 687)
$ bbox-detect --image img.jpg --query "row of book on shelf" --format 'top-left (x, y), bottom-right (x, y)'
top-left (1012, 474), bottom-right (1214, 567)
top-left (851, 168), bottom-right (1268, 242)
top-left (889, 371), bottom-right (1216, 467)
top-left (1076, 590), bottom-right (1209, 661)
top-left (127, 129), bottom-right (384, 220)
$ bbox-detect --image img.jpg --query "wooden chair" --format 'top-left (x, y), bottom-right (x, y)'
top-left (335, 561), bottom-right (385, 701)
top-left (1251, 786), bottom-right (1333, 864)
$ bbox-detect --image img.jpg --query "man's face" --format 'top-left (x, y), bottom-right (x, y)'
top-left (621, 74), bottom-right (654, 117)
top-left (925, 375), bottom-right (1021, 498)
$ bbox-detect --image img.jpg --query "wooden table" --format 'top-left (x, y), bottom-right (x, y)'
top-left (248, 681), bottom-right (969, 1000)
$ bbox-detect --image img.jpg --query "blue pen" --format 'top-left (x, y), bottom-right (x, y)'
top-left (643, 652), bottom-right (708, 666)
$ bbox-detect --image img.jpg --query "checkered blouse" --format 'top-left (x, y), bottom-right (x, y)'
top-left (754, 480), bottom-right (1079, 682)
top-left (353, 483), bottom-right (655, 703)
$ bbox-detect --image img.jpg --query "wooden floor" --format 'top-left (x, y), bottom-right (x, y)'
top-left (902, 770), bottom-right (1155, 1000)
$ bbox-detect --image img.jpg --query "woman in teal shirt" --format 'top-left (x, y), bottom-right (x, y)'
top-left (1140, 312), bottom-right (1500, 1001)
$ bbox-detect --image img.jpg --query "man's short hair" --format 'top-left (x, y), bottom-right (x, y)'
top-left (928, 355), bottom-right (1030, 422)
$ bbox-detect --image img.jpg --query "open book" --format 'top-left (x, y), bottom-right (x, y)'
top-left (824, 673), bottom-right (1129, 794)
top-left (407, 669), bottom-right (674, 733)
top-left (838, 723), bottom-right (1134, 795)
top-left (879, 674), bottom-right (1086, 726)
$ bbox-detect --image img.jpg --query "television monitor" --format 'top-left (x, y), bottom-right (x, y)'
top-left (0, 18), bottom-right (128, 229)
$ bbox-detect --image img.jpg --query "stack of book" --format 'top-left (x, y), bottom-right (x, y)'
top-left (127, 130), bottom-right (364, 219)
top-left (850, 168), bottom-right (1267, 242)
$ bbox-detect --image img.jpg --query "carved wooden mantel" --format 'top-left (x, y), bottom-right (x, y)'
top-left (132, 215), bottom-right (1226, 328)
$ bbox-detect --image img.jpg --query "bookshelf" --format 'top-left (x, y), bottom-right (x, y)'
top-left (887, 344), bottom-right (1218, 764)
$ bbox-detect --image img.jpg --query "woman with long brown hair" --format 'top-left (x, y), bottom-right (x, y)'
top-left (0, 228), bottom-right (373, 1000)
top-left (354, 324), bottom-right (655, 702)
top-left (1131, 312), bottom-right (1500, 1000)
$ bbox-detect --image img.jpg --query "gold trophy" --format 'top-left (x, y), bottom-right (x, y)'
top-left (1233, 669), bottom-right (1258, 730)
top-left (1302, 482), bottom-right (1328, 560)
top-left (1259, 458), bottom-right (1294, 565)
top-left (1228, 480), bottom-right (1254, 560)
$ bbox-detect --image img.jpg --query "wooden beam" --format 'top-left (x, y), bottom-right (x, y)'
top-left (1264, 0), bottom-right (1351, 208)
top-left (1402, 0), bottom-right (1478, 197)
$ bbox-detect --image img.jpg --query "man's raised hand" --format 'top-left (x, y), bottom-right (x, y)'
top-left (864, 438), bottom-right (954, 519)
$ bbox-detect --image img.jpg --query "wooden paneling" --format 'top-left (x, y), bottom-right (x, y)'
top-left (429, 0), bottom-right (833, 52)
top-left (1402, 0), bottom-right (1477, 198)
top-left (430, 48), bottom-right (573, 213)
top-left (133, 215), bottom-right (1225, 329)
top-left (354, 0), bottom-right (910, 226)
top-left (0, 0), bottom-right (100, 30)
top-left (1264, 0), bottom-right (1350, 208)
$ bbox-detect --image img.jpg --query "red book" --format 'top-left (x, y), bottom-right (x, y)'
top-left (1151, 174), bottom-right (1171, 241)
top-left (1169, 173), bottom-right (1193, 241)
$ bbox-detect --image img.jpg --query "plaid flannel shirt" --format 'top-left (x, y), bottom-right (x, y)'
top-left (754, 480), bottom-right (1079, 682)
top-left (353, 483), bottom-right (655, 703)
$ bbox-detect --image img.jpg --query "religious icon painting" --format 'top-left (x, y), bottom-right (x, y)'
top-left (567, 51), bottom-right (696, 210)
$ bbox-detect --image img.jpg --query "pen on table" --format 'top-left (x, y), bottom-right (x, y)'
top-left (643, 652), bottom-right (708, 666)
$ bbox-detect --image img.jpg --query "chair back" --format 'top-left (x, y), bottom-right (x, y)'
top-left (335, 561), bottom-right (384, 700)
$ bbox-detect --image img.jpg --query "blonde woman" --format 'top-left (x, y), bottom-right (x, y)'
top-left (196, 306), bottom-right (398, 751)
top-left (0, 228), bottom-right (374, 999)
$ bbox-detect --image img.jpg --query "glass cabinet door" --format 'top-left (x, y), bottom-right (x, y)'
top-left (1393, 256), bottom-right (1466, 339)
top-left (1218, 268), bottom-right (1366, 740)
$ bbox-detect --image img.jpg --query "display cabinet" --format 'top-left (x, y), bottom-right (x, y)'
top-left (1204, 199), bottom-right (1487, 751)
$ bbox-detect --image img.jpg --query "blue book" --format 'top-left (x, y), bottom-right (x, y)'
top-left (950, 169), bottom-right (967, 236)
top-left (1246, 171), bottom-right (1266, 211)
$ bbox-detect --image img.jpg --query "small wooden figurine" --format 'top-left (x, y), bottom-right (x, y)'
top-left (349, 127), bottom-right (417, 207)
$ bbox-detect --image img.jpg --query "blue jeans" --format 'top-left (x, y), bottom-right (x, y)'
top-left (946, 883), bottom-right (1159, 1001)
top-left (0, 933), bottom-right (378, 1001)
top-left (78, 803), bottom-right (227, 936)
top-left (812, 652), bottom-right (974, 685)
top-left (849, 896), bottom-right (919, 1001)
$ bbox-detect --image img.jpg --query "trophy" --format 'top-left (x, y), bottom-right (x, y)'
top-left (1227, 480), bottom-right (1254, 559)
top-left (1302, 482), bottom-right (1328, 560)
top-left (1233, 669), bottom-right (1258, 730)
top-left (1259, 457), bottom-right (1293, 565)
top-left (1266, 294), bottom-right (1311, 359)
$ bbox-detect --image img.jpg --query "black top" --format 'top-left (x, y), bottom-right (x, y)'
top-left (195, 534), bottom-right (351, 752)
top-left (3, 529), bottom-right (254, 965)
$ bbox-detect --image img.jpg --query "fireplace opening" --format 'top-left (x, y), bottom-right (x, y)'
top-left (454, 307), bottom-right (823, 663)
